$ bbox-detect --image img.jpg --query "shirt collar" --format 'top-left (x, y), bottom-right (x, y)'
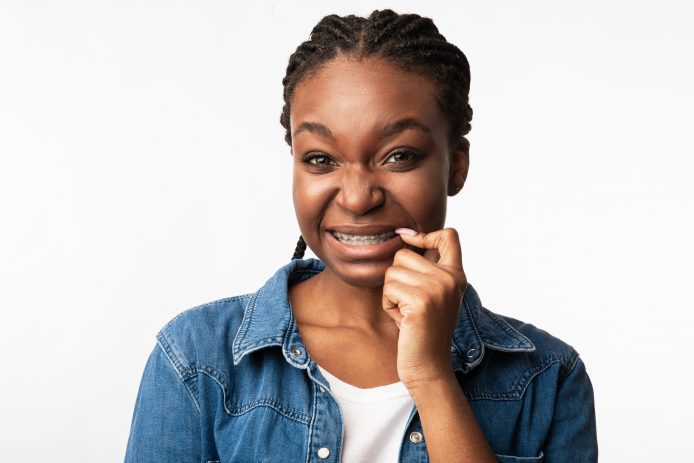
top-left (232, 258), bottom-right (321, 368)
top-left (232, 258), bottom-right (535, 372)
top-left (451, 283), bottom-right (535, 372)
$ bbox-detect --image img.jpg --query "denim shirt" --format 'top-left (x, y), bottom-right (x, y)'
top-left (125, 258), bottom-right (597, 463)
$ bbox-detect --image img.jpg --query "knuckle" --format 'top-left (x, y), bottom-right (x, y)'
top-left (410, 289), bottom-right (426, 305)
top-left (395, 247), bottom-right (415, 257)
top-left (382, 284), bottom-right (396, 300)
top-left (393, 248), bottom-right (415, 264)
top-left (442, 227), bottom-right (459, 241)
top-left (393, 249), bottom-right (405, 262)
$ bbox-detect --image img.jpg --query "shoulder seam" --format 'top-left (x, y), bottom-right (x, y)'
top-left (156, 330), bottom-right (196, 379)
top-left (558, 348), bottom-right (580, 384)
top-left (154, 341), bottom-right (201, 413)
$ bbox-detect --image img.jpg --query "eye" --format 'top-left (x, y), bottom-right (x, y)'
top-left (384, 149), bottom-right (422, 165)
top-left (302, 152), bottom-right (337, 166)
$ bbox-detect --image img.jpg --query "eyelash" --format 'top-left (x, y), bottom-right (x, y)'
top-left (303, 153), bottom-right (336, 166)
top-left (302, 149), bottom-right (422, 169)
top-left (384, 149), bottom-right (422, 164)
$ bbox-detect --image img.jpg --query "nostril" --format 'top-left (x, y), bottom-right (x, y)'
top-left (336, 179), bottom-right (385, 215)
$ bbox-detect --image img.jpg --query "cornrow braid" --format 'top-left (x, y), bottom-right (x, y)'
top-left (291, 235), bottom-right (307, 260)
top-left (280, 9), bottom-right (472, 148)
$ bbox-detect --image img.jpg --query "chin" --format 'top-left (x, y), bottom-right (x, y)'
top-left (327, 260), bottom-right (392, 288)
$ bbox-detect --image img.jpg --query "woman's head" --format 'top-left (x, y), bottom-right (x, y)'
top-left (280, 9), bottom-right (472, 148)
top-left (284, 10), bottom-right (472, 286)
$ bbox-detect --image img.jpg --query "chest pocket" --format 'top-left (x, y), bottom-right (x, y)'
top-left (196, 356), bottom-right (315, 462)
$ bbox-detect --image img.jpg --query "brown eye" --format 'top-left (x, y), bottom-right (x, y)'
top-left (384, 149), bottom-right (422, 164)
top-left (303, 153), bottom-right (336, 166)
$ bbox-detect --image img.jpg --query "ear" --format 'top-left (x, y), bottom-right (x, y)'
top-left (448, 137), bottom-right (470, 196)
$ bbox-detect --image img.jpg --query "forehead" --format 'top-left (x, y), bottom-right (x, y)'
top-left (290, 56), bottom-right (445, 136)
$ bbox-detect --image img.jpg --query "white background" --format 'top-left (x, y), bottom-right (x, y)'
top-left (1, 1), bottom-right (692, 461)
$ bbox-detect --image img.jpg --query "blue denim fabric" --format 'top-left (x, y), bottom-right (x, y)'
top-left (125, 258), bottom-right (597, 462)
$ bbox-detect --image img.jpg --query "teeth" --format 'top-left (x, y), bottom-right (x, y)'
top-left (331, 231), bottom-right (396, 245)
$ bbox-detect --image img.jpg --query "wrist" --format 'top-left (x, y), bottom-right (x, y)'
top-left (404, 368), bottom-right (459, 401)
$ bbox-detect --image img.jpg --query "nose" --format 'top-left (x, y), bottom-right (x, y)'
top-left (335, 166), bottom-right (385, 216)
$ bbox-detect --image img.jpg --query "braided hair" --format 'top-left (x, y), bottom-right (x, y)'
top-left (291, 235), bottom-right (307, 261)
top-left (284, 9), bottom-right (472, 261)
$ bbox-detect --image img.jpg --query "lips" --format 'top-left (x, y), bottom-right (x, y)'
top-left (324, 224), bottom-right (405, 248)
top-left (322, 224), bottom-right (407, 261)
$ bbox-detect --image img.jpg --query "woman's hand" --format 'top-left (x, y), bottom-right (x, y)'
top-left (384, 227), bottom-right (496, 462)
top-left (382, 227), bottom-right (467, 391)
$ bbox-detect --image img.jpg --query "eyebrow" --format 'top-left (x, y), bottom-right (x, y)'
top-left (379, 118), bottom-right (431, 138)
top-left (292, 118), bottom-right (431, 142)
top-left (293, 122), bottom-right (336, 141)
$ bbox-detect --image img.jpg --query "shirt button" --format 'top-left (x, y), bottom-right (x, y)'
top-left (319, 386), bottom-right (326, 393)
top-left (289, 347), bottom-right (302, 357)
top-left (409, 431), bottom-right (423, 444)
top-left (317, 447), bottom-right (330, 459)
top-left (466, 348), bottom-right (477, 359)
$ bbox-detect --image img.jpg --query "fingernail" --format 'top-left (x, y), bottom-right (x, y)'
top-left (395, 228), bottom-right (417, 236)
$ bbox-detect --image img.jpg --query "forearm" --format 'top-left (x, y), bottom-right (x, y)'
top-left (409, 371), bottom-right (497, 463)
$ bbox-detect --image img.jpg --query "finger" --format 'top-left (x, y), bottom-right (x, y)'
top-left (408, 245), bottom-right (440, 264)
top-left (382, 280), bottom-right (425, 320)
top-left (382, 285), bottom-right (404, 327)
top-left (392, 248), bottom-right (439, 275)
top-left (422, 248), bottom-right (441, 263)
top-left (393, 251), bottom-right (466, 293)
top-left (395, 227), bottom-right (463, 269)
top-left (385, 264), bottom-right (429, 287)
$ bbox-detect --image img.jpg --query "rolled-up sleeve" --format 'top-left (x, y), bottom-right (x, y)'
top-left (125, 345), bottom-right (201, 463)
top-left (543, 357), bottom-right (598, 462)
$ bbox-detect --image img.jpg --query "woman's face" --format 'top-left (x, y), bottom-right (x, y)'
top-left (290, 56), bottom-right (468, 288)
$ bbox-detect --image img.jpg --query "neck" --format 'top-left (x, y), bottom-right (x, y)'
top-left (291, 266), bottom-right (395, 331)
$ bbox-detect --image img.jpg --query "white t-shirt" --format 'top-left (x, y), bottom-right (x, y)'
top-left (317, 365), bottom-right (415, 463)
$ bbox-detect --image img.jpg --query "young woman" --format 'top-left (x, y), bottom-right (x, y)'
top-left (125, 9), bottom-right (597, 463)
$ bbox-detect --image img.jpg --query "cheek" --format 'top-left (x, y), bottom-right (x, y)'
top-left (292, 173), bottom-right (332, 232)
top-left (393, 168), bottom-right (449, 230)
